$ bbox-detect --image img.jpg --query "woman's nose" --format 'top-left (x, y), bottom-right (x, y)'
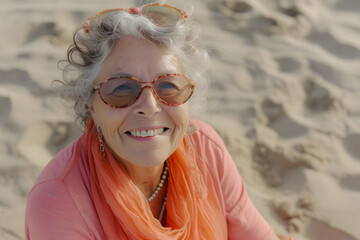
top-left (133, 87), bottom-right (161, 117)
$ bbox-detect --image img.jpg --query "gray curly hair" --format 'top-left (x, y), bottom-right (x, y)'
top-left (59, 8), bottom-right (209, 128)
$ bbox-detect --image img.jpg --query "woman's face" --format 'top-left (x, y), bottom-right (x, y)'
top-left (89, 37), bottom-right (190, 168)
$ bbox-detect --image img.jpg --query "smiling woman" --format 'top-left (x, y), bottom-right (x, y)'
top-left (25, 3), bottom-right (290, 240)
top-left (88, 37), bottom-right (190, 169)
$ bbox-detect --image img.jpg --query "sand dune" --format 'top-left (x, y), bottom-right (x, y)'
top-left (1, 0), bottom-right (359, 239)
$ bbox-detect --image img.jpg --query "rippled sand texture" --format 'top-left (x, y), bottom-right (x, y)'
top-left (1, 0), bottom-right (359, 239)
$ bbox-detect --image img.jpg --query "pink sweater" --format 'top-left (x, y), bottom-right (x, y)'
top-left (26, 119), bottom-right (273, 239)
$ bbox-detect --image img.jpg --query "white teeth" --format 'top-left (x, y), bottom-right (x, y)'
top-left (129, 128), bottom-right (164, 137)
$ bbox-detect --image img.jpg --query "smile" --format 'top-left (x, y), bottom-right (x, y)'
top-left (126, 128), bottom-right (168, 138)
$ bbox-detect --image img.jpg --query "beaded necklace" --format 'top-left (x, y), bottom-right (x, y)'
top-left (158, 191), bottom-right (167, 222)
top-left (146, 162), bottom-right (168, 222)
top-left (147, 163), bottom-right (168, 202)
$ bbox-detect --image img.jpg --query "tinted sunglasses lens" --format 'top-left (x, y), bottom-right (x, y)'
top-left (141, 5), bottom-right (183, 26)
top-left (154, 75), bottom-right (194, 104)
top-left (99, 78), bottom-right (140, 107)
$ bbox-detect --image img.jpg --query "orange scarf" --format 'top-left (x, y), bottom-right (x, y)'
top-left (78, 120), bottom-right (227, 239)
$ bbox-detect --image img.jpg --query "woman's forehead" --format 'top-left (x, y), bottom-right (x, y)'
top-left (97, 37), bottom-right (184, 82)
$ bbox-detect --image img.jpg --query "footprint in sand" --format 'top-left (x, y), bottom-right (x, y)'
top-left (269, 115), bottom-right (308, 139)
top-left (25, 22), bottom-right (59, 43)
top-left (333, 0), bottom-right (360, 12)
top-left (307, 31), bottom-right (360, 60)
top-left (212, 0), bottom-right (279, 34)
top-left (274, 56), bottom-right (302, 73)
top-left (220, 0), bottom-right (253, 14)
top-left (309, 60), bottom-right (360, 91)
top-left (252, 139), bottom-right (330, 186)
top-left (279, 6), bottom-right (302, 18)
top-left (24, 20), bottom-right (71, 47)
top-left (253, 108), bottom-right (307, 139)
top-left (308, 60), bottom-right (338, 85)
top-left (0, 68), bottom-right (41, 96)
top-left (292, 140), bottom-right (332, 170)
top-left (339, 173), bottom-right (360, 191)
top-left (255, 96), bottom-right (309, 138)
top-left (251, 124), bottom-right (331, 187)
top-left (0, 96), bottom-right (11, 124)
top-left (260, 97), bottom-right (286, 122)
top-left (343, 133), bottom-right (360, 159)
top-left (303, 77), bottom-right (343, 112)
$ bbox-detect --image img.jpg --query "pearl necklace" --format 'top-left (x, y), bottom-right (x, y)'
top-left (158, 191), bottom-right (167, 223)
top-left (147, 163), bottom-right (168, 202)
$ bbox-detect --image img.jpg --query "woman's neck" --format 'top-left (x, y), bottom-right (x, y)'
top-left (123, 162), bottom-right (165, 198)
top-left (123, 161), bottom-right (168, 224)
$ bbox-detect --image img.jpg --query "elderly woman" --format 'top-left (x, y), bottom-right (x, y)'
top-left (25, 3), bottom-right (292, 240)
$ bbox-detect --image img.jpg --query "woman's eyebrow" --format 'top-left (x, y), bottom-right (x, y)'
top-left (109, 71), bottom-right (179, 79)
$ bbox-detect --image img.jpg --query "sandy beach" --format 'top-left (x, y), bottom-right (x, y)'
top-left (1, 0), bottom-right (359, 239)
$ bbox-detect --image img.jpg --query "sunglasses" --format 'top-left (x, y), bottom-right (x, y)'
top-left (93, 73), bottom-right (196, 108)
top-left (83, 3), bottom-right (188, 34)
